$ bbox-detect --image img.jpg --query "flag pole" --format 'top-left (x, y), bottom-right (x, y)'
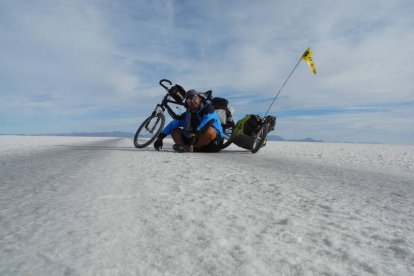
top-left (264, 55), bottom-right (303, 116)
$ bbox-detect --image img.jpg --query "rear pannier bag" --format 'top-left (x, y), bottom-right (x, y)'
top-left (211, 97), bottom-right (228, 109)
top-left (267, 116), bottom-right (276, 131)
top-left (211, 97), bottom-right (233, 127)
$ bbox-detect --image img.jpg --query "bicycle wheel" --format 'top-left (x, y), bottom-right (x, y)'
top-left (251, 124), bottom-right (269, 153)
top-left (134, 113), bottom-right (165, 148)
top-left (220, 124), bottom-right (234, 149)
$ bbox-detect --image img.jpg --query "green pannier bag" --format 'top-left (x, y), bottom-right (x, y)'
top-left (231, 114), bottom-right (263, 150)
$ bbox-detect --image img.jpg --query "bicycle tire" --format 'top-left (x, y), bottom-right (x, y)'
top-left (251, 124), bottom-right (269, 153)
top-left (220, 125), bottom-right (234, 149)
top-left (134, 113), bottom-right (165, 148)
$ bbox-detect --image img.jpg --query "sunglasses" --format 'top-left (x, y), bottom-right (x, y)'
top-left (185, 95), bottom-right (198, 105)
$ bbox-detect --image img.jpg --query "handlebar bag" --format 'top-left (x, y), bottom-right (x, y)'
top-left (168, 85), bottom-right (186, 103)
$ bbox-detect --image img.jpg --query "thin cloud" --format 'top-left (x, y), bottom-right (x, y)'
top-left (1, 0), bottom-right (413, 143)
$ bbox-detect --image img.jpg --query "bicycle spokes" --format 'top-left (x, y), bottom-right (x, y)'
top-left (145, 117), bottom-right (160, 133)
top-left (134, 113), bottom-right (166, 148)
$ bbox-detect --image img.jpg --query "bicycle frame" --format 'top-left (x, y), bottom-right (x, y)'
top-left (162, 95), bottom-right (185, 120)
top-left (143, 86), bottom-right (185, 135)
top-left (135, 78), bottom-right (236, 150)
top-left (149, 93), bottom-right (185, 120)
top-left (153, 79), bottom-right (186, 120)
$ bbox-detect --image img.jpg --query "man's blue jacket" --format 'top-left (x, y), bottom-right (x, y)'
top-left (160, 102), bottom-right (224, 137)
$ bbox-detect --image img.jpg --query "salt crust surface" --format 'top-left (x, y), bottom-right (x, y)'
top-left (1, 136), bottom-right (413, 275)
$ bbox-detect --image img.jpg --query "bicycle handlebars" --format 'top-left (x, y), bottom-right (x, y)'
top-left (159, 79), bottom-right (172, 91)
top-left (159, 79), bottom-right (213, 101)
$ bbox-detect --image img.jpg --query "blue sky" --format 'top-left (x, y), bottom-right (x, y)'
top-left (1, 0), bottom-right (413, 144)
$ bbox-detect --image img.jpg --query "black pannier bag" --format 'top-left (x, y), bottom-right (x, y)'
top-left (211, 97), bottom-right (228, 109)
top-left (211, 97), bottom-right (234, 128)
top-left (267, 116), bottom-right (276, 131)
top-left (197, 91), bottom-right (234, 130)
top-left (168, 85), bottom-right (186, 103)
top-left (243, 115), bottom-right (262, 136)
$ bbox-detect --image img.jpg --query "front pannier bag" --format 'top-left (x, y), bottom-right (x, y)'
top-left (168, 85), bottom-right (186, 103)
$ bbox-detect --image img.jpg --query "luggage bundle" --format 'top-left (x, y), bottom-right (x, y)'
top-left (199, 89), bottom-right (277, 153)
top-left (231, 114), bottom-right (276, 153)
top-left (198, 92), bottom-right (234, 129)
top-left (193, 90), bottom-right (277, 153)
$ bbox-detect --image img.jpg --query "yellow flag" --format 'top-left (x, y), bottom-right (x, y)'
top-left (301, 48), bottom-right (317, 74)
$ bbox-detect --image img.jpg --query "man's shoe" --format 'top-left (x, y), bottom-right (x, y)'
top-left (173, 144), bottom-right (190, 153)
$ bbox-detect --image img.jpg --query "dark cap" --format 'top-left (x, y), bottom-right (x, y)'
top-left (185, 89), bottom-right (198, 100)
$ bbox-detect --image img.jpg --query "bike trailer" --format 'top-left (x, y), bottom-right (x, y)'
top-left (231, 114), bottom-right (276, 152)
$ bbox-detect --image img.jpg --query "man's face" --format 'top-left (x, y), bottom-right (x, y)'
top-left (186, 95), bottom-right (201, 111)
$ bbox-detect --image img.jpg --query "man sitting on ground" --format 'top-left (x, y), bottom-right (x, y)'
top-left (153, 90), bottom-right (224, 153)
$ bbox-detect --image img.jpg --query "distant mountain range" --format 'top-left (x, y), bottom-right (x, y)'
top-left (267, 135), bottom-right (324, 143)
top-left (3, 131), bottom-right (323, 143)
top-left (48, 131), bottom-right (134, 138)
top-left (1, 131), bottom-right (133, 138)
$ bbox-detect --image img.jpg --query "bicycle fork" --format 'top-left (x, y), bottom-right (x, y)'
top-left (145, 106), bottom-right (164, 133)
